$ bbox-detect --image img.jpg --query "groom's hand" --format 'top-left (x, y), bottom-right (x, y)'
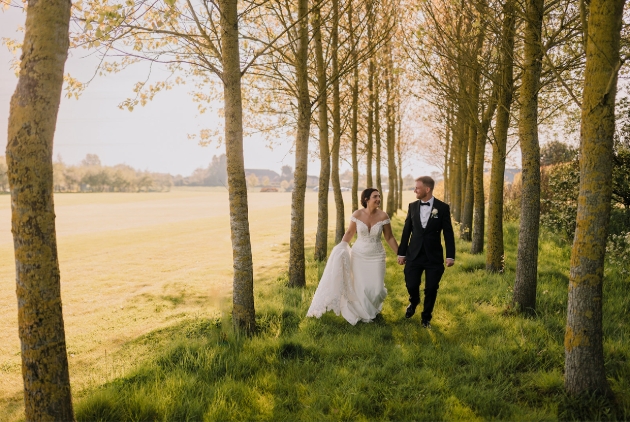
top-left (445, 258), bottom-right (455, 267)
top-left (397, 257), bottom-right (406, 265)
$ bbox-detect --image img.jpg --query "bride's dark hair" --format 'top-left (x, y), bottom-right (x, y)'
top-left (361, 188), bottom-right (379, 208)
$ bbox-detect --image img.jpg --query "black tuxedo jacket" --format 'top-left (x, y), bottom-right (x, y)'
top-left (398, 198), bottom-right (456, 266)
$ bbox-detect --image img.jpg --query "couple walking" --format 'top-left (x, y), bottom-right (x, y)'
top-left (307, 176), bottom-right (455, 328)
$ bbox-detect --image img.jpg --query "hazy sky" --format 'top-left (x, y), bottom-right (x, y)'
top-left (1, 7), bottom-right (435, 178)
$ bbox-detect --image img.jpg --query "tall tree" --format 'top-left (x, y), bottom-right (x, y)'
top-left (486, 0), bottom-right (516, 273)
top-left (564, 0), bottom-right (626, 397)
top-left (313, 5), bottom-right (331, 262)
top-left (513, 0), bottom-right (545, 311)
top-left (331, 0), bottom-right (345, 242)
top-left (288, 0), bottom-right (311, 287)
top-left (74, 0), bottom-right (259, 332)
top-left (385, 43), bottom-right (398, 216)
top-left (220, 0), bottom-right (256, 329)
top-left (375, 66), bottom-right (384, 197)
top-left (6, 0), bottom-right (74, 418)
top-left (471, 86), bottom-right (498, 254)
top-left (366, 3), bottom-right (375, 189)
top-left (349, 0), bottom-right (360, 211)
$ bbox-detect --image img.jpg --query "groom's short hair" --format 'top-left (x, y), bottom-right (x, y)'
top-left (415, 176), bottom-right (435, 191)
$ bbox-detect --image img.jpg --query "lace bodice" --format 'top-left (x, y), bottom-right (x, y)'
top-left (352, 216), bottom-right (390, 242)
top-left (351, 216), bottom-right (390, 258)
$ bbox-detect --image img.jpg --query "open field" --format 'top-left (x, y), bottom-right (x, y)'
top-left (2, 187), bottom-right (628, 420)
top-left (0, 187), bottom-right (414, 419)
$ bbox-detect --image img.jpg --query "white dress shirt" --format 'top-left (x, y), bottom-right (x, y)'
top-left (419, 197), bottom-right (434, 228)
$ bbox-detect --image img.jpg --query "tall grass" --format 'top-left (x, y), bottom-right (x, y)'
top-left (75, 218), bottom-right (630, 421)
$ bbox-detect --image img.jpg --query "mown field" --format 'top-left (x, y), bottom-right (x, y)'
top-left (1, 187), bottom-right (629, 421)
top-left (0, 187), bottom-right (377, 420)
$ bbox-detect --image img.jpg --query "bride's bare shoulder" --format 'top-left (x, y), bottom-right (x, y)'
top-left (379, 210), bottom-right (391, 221)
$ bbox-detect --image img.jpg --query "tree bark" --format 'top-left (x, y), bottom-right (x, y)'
top-left (486, 0), bottom-right (515, 273)
top-left (366, 14), bottom-right (375, 189)
top-left (564, 0), bottom-right (625, 397)
top-left (513, 0), bottom-right (544, 312)
top-left (375, 66), bottom-right (383, 197)
top-left (313, 5), bottom-right (330, 262)
top-left (6, 0), bottom-right (75, 419)
top-left (220, 0), bottom-right (257, 331)
top-left (471, 89), bottom-right (498, 254)
top-left (450, 99), bottom-right (465, 222)
top-left (349, 1), bottom-right (360, 211)
top-left (288, 0), bottom-right (311, 287)
top-left (385, 48), bottom-right (397, 216)
top-left (331, 0), bottom-right (344, 242)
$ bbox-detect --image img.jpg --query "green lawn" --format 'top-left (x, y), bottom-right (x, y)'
top-left (73, 218), bottom-right (630, 421)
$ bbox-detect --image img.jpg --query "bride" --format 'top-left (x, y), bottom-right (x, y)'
top-left (307, 188), bottom-right (399, 325)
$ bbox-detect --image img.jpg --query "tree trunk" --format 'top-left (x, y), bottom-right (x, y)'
top-left (366, 19), bottom-right (375, 189)
top-left (461, 29), bottom-right (484, 241)
top-left (349, 2), bottom-right (360, 211)
top-left (486, 0), bottom-right (515, 273)
top-left (565, 0), bottom-right (625, 397)
top-left (6, 0), bottom-right (75, 419)
top-left (331, 0), bottom-right (344, 242)
top-left (220, 0), bottom-right (257, 331)
top-left (397, 117), bottom-right (403, 210)
top-left (444, 110), bottom-right (452, 204)
top-left (461, 122), bottom-right (477, 241)
top-left (313, 6), bottom-right (330, 262)
top-left (471, 89), bottom-right (498, 254)
top-left (450, 100), bottom-right (464, 221)
top-left (288, 0), bottom-right (311, 287)
top-left (375, 68), bottom-right (383, 197)
top-left (513, 0), bottom-right (544, 312)
top-left (385, 50), bottom-right (397, 216)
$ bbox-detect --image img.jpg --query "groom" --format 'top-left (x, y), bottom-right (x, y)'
top-left (397, 176), bottom-right (455, 328)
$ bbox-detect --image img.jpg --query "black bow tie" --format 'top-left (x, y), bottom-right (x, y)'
top-left (420, 202), bottom-right (431, 206)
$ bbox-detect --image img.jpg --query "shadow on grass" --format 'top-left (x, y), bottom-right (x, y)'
top-left (75, 220), bottom-right (630, 421)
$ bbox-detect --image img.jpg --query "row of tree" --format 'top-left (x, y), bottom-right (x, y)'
top-left (410, 0), bottom-right (627, 402)
top-left (3, 0), bottom-right (628, 419)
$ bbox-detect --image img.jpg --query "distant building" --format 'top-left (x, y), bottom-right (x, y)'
top-left (306, 175), bottom-right (319, 187)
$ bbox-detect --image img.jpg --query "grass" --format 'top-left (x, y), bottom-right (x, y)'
top-left (1, 188), bottom-right (628, 420)
top-left (70, 215), bottom-right (629, 421)
top-left (0, 187), bottom-right (371, 420)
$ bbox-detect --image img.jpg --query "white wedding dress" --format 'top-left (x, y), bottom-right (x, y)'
top-left (306, 216), bottom-right (389, 325)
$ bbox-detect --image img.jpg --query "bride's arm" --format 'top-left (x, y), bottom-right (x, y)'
top-left (341, 220), bottom-right (357, 243)
top-left (383, 223), bottom-right (399, 254)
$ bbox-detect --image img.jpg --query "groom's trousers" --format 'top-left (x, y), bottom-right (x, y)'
top-left (404, 252), bottom-right (445, 322)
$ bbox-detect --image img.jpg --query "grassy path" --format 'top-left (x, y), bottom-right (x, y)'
top-left (74, 217), bottom-right (629, 421)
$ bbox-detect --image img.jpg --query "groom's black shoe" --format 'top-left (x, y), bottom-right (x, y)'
top-left (421, 320), bottom-right (431, 329)
top-left (405, 303), bottom-right (417, 319)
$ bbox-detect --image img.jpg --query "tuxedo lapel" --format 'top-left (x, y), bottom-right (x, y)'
top-left (413, 201), bottom-right (425, 233)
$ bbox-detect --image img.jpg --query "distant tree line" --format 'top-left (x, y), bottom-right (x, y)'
top-left (51, 154), bottom-right (172, 193)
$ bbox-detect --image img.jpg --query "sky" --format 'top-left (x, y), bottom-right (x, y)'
top-left (1, 6), bottom-right (436, 178)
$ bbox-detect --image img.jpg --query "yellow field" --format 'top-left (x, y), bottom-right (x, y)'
top-left (0, 187), bottom-right (413, 418)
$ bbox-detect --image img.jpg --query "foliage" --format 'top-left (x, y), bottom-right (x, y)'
top-left (52, 154), bottom-right (172, 193)
top-left (503, 173), bottom-right (522, 222)
top-left (540, 161), bottom-right (580, 240)
top-left (540, 141), bottom-right (578, 166)
top-left (72, 218), bottom-right (630, 421)
top-left (540, 158), bottom-right (630, 241)
top-left (173, 154), bottom-right (228, 187)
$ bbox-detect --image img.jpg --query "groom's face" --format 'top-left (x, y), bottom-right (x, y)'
top-left (414, 182), bottom-right (431, 201)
